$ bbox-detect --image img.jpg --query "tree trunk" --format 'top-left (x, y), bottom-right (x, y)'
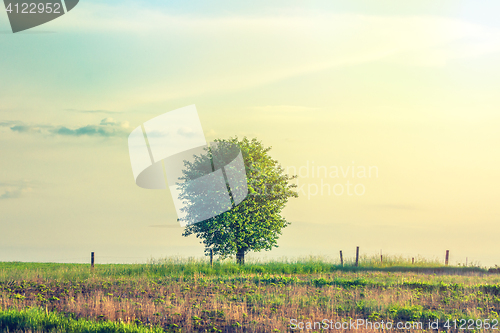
top-left (236, 248), bottom-right (245, 265)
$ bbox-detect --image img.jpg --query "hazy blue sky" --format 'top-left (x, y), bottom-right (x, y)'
top-left (1, 0), bottom-right (499, 266)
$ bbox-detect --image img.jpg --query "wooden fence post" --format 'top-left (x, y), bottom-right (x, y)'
top-left (210, 249), bottom-right (213, 267)
top-left (412, 257), bottom-right (414, 264)
top-left (355, 246), bottom-right (359, 267)
top-left (91, 252), bottom-right (95, 270)
top-left (445, 250), bottom-right (449, 266)
top-left (340, 251), bottom-right (343, 267)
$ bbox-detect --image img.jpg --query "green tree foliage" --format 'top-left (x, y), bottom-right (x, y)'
top-left (181, 137), bottom-right (298, 264)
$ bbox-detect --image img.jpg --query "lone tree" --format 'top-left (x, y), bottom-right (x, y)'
top-left (180, 137), bottom-right (298, 264)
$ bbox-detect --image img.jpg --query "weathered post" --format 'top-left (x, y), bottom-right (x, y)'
top-left (91, 252), bottom-right (95, 270)
top-left (445, 250), bottom-right (449, 266)
top-left (340, 251), bottom-right (343, 267)
top-left (355, 246), bottom-right (359, 267)
top-left (210, 249), bottom-right (213, 267)
top-left (412, 257), bottom-right (414, 264)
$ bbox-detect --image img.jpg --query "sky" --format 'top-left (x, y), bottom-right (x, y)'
top-left (0, 0), bottom-right (499, 266)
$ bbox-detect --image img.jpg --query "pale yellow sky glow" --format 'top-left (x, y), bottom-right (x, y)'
top-left (0, 1), bottom-right (499, 266)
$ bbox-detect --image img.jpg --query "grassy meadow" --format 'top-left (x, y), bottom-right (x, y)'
top-left (0, 257), bottom-right (499, 332)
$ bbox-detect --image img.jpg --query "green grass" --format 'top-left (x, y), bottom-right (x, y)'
top-left (0, 308), bottom-right (163, 333)
top-left (0, 255), bottom-right (488, 282)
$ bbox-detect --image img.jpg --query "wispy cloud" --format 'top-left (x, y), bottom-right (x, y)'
top-left (0, 118), bottom-right (130, 138)
top-left (375, 204), bottom-right (421, 211)
top-left (247, 105), bottom-right (321, 113)
top-left (27, 3), bottom-right (500, 109)
top-left (0, 188), bottom-right (28, 200)
top-left (0, 181), bottom-right (33, 200)
top-left (0, 121), bottom-right (23, 127)
top-left (100, 118), bottom-right (129, 128)
top-left (148, 225), bottom-right (181, 229)
top-left (65, 109), bottom-right (123, 114)
top-left (61, 4), bottom-right (500, 65)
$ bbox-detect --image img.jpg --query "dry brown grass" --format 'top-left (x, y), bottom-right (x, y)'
top-left (1, 269), bottom-right (500, 332)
